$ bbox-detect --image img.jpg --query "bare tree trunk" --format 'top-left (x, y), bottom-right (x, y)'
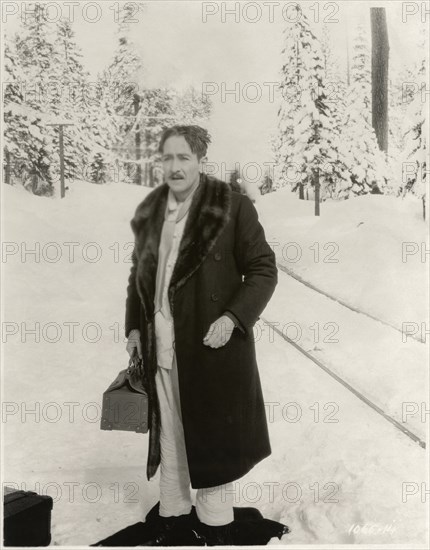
top-left (133, 93), bottom-right (142, 185)
top-left (298, 183), bottom-right (304, 200)
top-left (314, 169), bottom-right (320, 216)
top-left (4, 149), bottom-right (11, 185)
top-left (149, 164), bottom-right (154, 188)
top-left (371, 7), bottom-right (389, 153)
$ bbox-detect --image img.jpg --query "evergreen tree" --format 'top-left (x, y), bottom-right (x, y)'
top-left (106, 3), bottom-right (144, 183)
top-left (276, 6), bottom-right (347, 200)
top-left (387, 65), bottom-right (416, 196)
top-left (259, 170), bottom-right (274, 195)
top-left (105, 4), bottom-right (214, 186)
top-left (134, 87), bottom-right (176, 186)
top-left (50, 18), bottom-right (93, 182)
top-left (3, 38), bottom-right (25, 185)
top-left (387, 25), bottom-right (426, 209)
top-left (83, 67), bottom-right (120, 183)
top-left (401, 55), bottom-right (427, 204)
top-left (89, 152), bottom-right (109, 184)
top-left (12, 3), bottom-right (56, 194)
top-left (172, 86), bottom-right (212, 124)
top-left (336, 24), bottom-right (388, 198)
top-left (320, 24), bottom-right (349, 199)
top-left (4, 32), bottom-right (54, 195)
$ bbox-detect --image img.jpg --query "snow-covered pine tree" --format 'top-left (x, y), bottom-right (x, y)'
top-left (3, 38), bottom-right (26, 186)
top-left (388, 68), bottom-right (409, 157)
top-left (84, 67), bottom-right (120, 183)
top-left (401, 53), bottom-right (427, 215)
top-left (12, 3), bottom-right (56, 195)
top-left (172, 86), bottom-right (212, 124)
top-left (387, 23), bottom-right (426, 214)
top-left (89, 152), bottom-right (109, 184)
top-left (133, 87), bottom-right (176, 186)
top-left (259, 168), bottom-right (274, 195)
top-left (321, 23), bottom-right (344, 87)
top-left (50, 19), bottom-right (93, 182)
top-left (337, 23), bottom-right (388, 198)
top-left (399, 27), bottom-right (427, 207)
top-left (106, 3), bottom-right (144, 183)
top-left (270, 132), bottom-right (284, 190)
top-left (387, 65), bottom-right (416, 196)
top-left (276, 5), bottom-right (346, 200)
top-left (319, 24), bottom-right (349, 199)
top-left (105, 3), bottom-right (212, 187)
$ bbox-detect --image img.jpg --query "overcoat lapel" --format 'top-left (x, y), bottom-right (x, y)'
top-left (130, 173), bottom-right (232, 322)
top-left (131, 184), bottom-right (167, 323)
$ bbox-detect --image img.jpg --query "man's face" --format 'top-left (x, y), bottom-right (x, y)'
top-left (161, 136), bottom-right (202, 195)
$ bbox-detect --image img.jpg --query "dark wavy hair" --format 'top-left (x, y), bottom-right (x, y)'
top-left (158, 125), bottom-right (211, 160)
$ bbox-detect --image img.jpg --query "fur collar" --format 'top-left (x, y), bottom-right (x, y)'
top-left (131, 173), bottom-right (232, 321)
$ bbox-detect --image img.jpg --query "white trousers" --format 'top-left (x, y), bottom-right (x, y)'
top-left (155, 352), bottom-right (234, 526)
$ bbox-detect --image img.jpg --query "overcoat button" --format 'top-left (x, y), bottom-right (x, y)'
top-left (214, 251), bottom-right (222, 261)
top-left (211, 292), bottom-right (219, 301)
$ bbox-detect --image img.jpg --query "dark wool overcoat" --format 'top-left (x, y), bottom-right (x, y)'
top-left (125, 172), bottom-right (278, 489)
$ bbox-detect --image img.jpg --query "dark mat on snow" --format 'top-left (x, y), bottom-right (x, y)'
top-left (91, 501), bottom-right (290, 546)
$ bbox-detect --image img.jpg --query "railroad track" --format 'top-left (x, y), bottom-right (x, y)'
top-left (261, 263), bottom-right (427, 449)
top-left (276, 262), bottom-right (426, 344)
top-left (260, 315), bottom-right (426, 449)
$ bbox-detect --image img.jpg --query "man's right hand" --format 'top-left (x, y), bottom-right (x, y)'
top-left (126, 329), bottom-right (142, 359)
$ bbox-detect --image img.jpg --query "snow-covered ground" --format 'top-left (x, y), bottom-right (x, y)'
top-left (262, 272), bottom-right (428, 442)
top-left (258, 187), bottom-right (428, 334)
top-left (1, 181), bottom-right (428, 547)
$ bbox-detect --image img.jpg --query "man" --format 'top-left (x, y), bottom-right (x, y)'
top-left (125, 125), bottom-right (278, 545)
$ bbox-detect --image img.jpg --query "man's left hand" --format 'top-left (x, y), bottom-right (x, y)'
top-left (203, 315), bottom-right (235, 348)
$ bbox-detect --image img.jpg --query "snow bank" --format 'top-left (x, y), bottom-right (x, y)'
top-left (257, 188), bottom-right (428, 333)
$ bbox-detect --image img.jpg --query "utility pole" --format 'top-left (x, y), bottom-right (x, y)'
top-left (371, 7), bottom-right (389, 153)
top-left (46, 122), bottom-right (74, 198)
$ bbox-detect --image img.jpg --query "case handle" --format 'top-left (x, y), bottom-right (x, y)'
top-left (127, 350), bottom-right (143, 377)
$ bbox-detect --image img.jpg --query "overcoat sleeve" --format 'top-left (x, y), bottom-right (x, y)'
top-left (223, 309), bottom-right (246, 335)
top-left (125, 247), bottom-right (141, 339)
top-left (223, 195), bottom-right (278, 338)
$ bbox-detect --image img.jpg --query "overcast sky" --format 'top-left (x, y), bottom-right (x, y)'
top-left (3, 1), bottom-right (428, 173)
